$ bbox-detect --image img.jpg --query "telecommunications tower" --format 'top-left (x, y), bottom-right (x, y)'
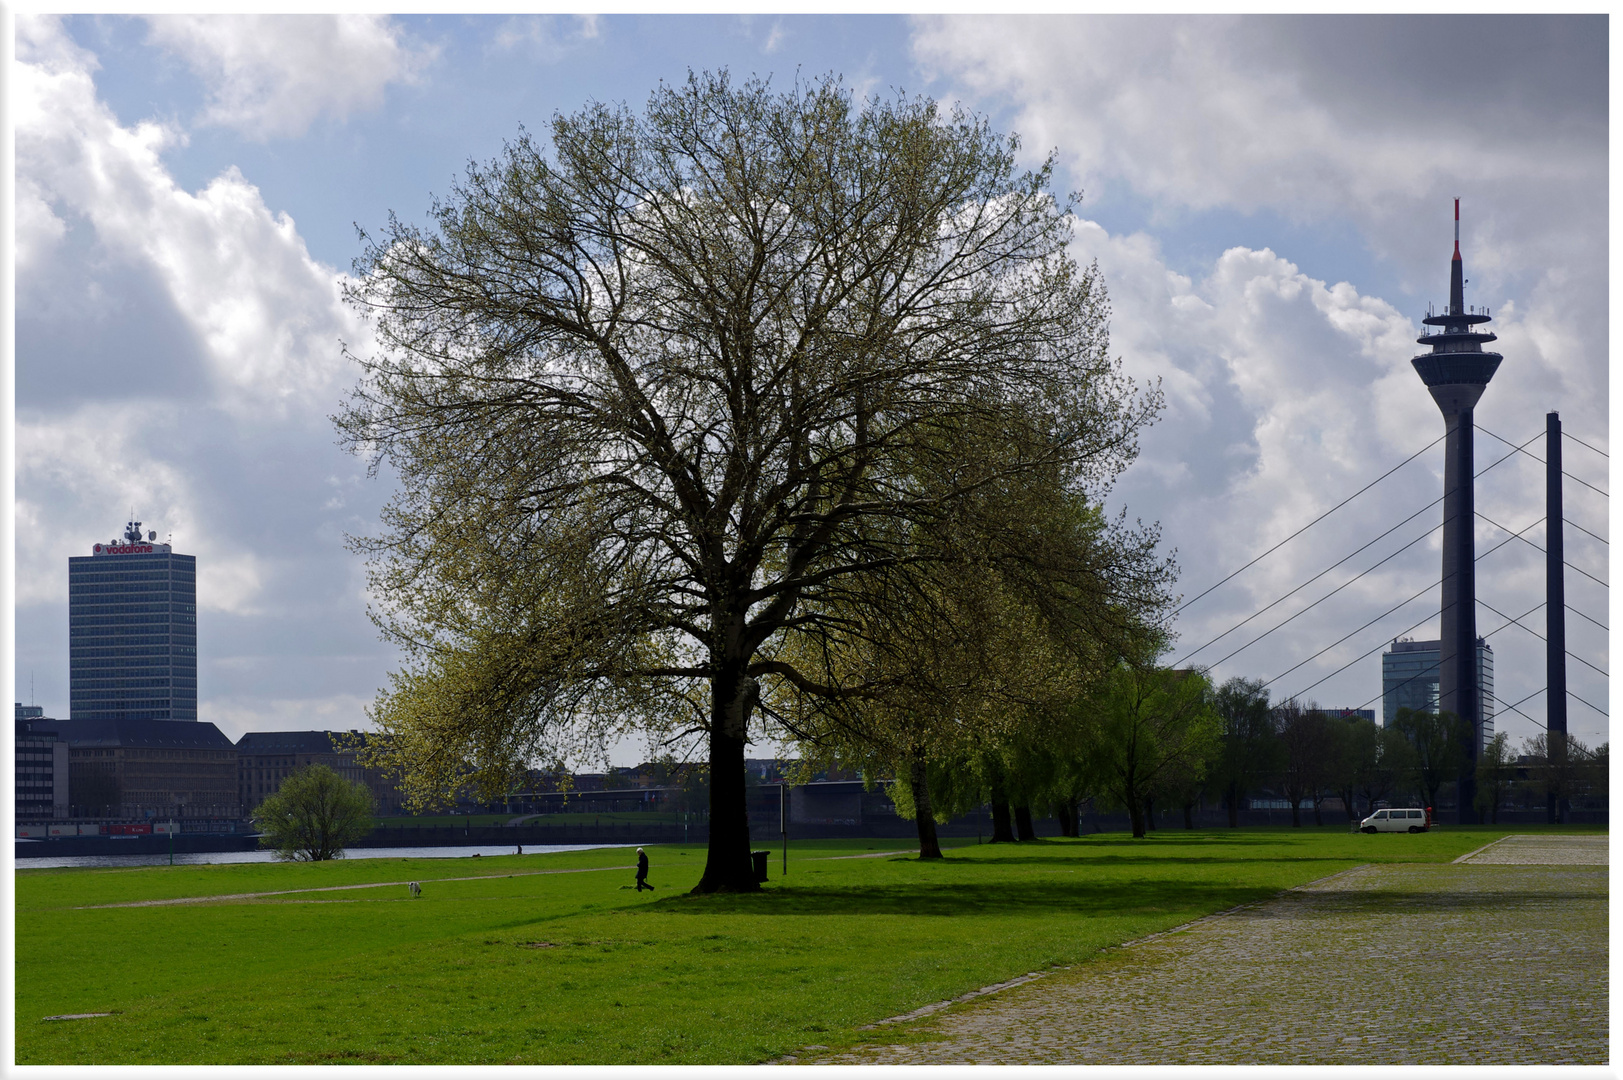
top-left (1411, 200), bottom-right (1502, 824)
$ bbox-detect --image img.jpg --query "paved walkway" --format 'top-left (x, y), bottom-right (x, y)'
top-left (808, 835), bottom-right (1608, 1066)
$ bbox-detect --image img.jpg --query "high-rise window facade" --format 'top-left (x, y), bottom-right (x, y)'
top-left (1380, 637), bottom-right (1494, 747)
top-left (69, 523), bottom-right (197, 722)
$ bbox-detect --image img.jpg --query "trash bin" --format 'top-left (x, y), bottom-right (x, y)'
top-left (751, 849), bottom-right (770, 882)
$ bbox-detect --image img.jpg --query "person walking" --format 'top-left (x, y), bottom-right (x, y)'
top-left (635, 847), bottom-right (653, 891)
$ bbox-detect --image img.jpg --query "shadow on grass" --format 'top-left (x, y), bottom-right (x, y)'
top-left (631, 879), bottom-right (1283, 919)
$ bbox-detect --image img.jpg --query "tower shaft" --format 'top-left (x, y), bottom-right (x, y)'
top-left (1547, 411), bottom-right (1568, 823)
top-left (1411, 200), bottom-right (1501, 826)
top-left (1437, 409), bottom-right (1478, 818)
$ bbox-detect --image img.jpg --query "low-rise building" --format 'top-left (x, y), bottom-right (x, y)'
top-left (236, 730), bottom-right (405, 816)
top-left (27, 718), bottom-right (239, 820)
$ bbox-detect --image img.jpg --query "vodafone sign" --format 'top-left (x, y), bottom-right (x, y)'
top-left (93, 543), bottom-right (159, 556)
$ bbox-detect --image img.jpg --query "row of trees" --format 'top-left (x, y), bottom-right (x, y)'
top-left (865, 678), bottom-right (1608, 853)
top-left (1208, 691), bottom-right (1608, 828)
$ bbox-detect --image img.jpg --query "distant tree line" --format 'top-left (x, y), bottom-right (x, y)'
top-left (850, 665), bottom-right (1609, 854)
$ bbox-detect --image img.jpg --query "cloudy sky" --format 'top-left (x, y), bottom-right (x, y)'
top-left (14, 15), bottom-right (1609, 761)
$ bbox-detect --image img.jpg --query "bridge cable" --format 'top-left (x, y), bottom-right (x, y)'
top-left (1489, 689), bottom-right (1548, 732)
top-left (1475, 425), bottom-right (1609, 498)
top-left (1171, 434), bottom-right (1444, 616)
top-left (1177, 434), bottom-right (1536, 665)
top-left (1568, 606), bottom-right (1608, 633)
top-left (1567, 690), bottom-right (1608, 719)
top-left (1178, 522), bottom-right (1441, 670)
top-left (1317, 598), bottom-right (1540, 716)
top-left (1565, 518), bottom-right (1609, 547)
top-left (1563, 430), bottom-right (1609, 459)
top-left (1256, 517), bottom-right (1543, 694)
top-left (1475, 511), bottom-right (1609, 589)
top-left (1475, 598), bottom-right (1610, 679)
top-left (1173, 505), bottom-right (1447, 667)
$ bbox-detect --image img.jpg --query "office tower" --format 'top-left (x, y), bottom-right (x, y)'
top-left (69, 521), bottom-right (197, 721)
top-left (1380, 637), bottom-right (1495, 749)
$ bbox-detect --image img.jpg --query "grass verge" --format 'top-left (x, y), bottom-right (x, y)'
top-left (15, 827), bottom-right (1563, 1064)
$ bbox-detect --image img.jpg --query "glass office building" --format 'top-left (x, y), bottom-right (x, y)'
top-left (1380, 637), bottom-right (1494, 747)
top-left (68, 523), bottom-right (197, 722)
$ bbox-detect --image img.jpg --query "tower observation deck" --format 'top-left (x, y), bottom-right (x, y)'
top-left (1411, 200), bottom-right (1502, 824)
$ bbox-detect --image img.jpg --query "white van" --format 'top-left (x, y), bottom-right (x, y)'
top-left (1359, 807), bottom-right (1430, 833)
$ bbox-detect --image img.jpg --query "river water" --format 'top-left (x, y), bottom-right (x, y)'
top-left (14, 843), bottom-right (631, 870)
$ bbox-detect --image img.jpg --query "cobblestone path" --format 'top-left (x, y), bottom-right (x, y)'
top-left (808, 836), bottom-right (1608, 1065)
top-left (1458, 833), bottom-right (1608, 865)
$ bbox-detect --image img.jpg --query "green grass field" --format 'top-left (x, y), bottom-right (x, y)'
top-left (15, 827), bottom-right (1574, 1064)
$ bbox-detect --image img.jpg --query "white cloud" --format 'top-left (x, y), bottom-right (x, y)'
top-left (910, 17), bottom-right (1606, 367)
top-left (16, 15), bottom-right (370, 417)
top-left (15, 403), bottom-right (190, 607)
top-left (15, 176), bottom-right (68, 269)
top-left (14, 403), bottom-right (264, 616)
top-left (489, 15), bottom-right (602, 58)
top-left (911, 17), bottom-right (1602, 227)
top-left (144, 15), bottom-right (432, 140)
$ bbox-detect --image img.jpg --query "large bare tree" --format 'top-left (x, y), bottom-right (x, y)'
top-left (337, 72), bottom-right (1162, 892)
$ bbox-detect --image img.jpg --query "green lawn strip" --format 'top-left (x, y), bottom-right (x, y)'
top-left (14, 838), bottom-right (904, 911)
top-left (16, 845), bottom-right (645, 910)
top-left (16, 829), bottom-right (1533, 1064)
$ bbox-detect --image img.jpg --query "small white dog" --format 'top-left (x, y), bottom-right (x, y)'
top-left (408, 881), bottom-right (421, 898)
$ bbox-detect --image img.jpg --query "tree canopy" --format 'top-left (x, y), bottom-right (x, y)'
top-left (253, 765), bottom-right (375, 862)
top-left (1080, 663), bottom-right (1220, 838)
top-left (338, 71), bottom-right (1168, 891)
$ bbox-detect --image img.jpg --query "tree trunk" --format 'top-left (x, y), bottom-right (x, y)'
top-left (1226, 784), bottom-right (1240, 828)
top-left (1289, 796), bottom-right (1301, 828)
top-left (909, 750), bottom-right (943, 860)
top-left (1182, 801), bottom-right (1195, 829)
top-left (692, 671), bottom-right (759, 893)
top-left (1055, 798), bottom-right (1078, 837)
top-left (1312, 796), bottom-right (1323, 827)
top-left (989, 801), bottom-right (1016, 843)
top-left (1014, 804), bottom-right (1037, 841)
top-left (1126, 786), bottom-right (1146, 838)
